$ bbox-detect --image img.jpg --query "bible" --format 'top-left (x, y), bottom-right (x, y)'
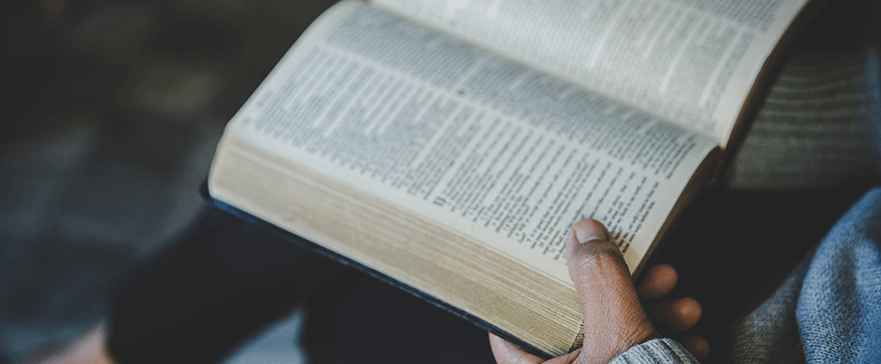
top-left (207, 0), bottom-right (819, 357)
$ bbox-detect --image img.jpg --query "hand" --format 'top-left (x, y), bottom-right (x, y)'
top-left (490, 219), bottom-right (708, 363)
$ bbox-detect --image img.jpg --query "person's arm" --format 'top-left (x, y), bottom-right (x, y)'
top-left (490, 219), bottom-right (708, 364)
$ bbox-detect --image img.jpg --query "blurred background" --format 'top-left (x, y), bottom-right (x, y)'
top-left (0, 0), bottom-right (879, 363)
top-left (0, 0), bottom-right (339, 361)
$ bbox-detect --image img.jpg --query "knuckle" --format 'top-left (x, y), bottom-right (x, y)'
top-left (575, 247), bottom-right (624, 270)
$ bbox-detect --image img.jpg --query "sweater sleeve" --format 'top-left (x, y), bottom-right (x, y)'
top-left (608, 338), bottom-right (701, 364)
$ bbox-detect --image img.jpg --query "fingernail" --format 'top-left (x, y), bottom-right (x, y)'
top-left (574, 220), bottom-right (608, 244)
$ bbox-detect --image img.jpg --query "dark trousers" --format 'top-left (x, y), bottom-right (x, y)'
top-left (105, 208), bottom-right (355, 363)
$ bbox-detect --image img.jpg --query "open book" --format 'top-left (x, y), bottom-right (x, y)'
top-left (208, 0), bottom-right (817, 357)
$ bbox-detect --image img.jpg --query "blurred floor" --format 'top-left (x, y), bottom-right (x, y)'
top-left (0, 0), bottom-right (337, 361)
top-left (222, 307), bottom-right (307, 364)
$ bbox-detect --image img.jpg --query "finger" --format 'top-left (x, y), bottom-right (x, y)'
top-left (637, 264), bottom-right (678, 300)
top-left (566, 219), bottom-right (658, 361)
top-left (566, 219), bottom-right (631, 314)
top-left (488, 333), bottom-right (544, 364)
top-left (645, 297), bottom-right (702, 333)
top-left (677, 335), bottom-right (710, 361)
top-left (489, 333), bottom-right (585, 364)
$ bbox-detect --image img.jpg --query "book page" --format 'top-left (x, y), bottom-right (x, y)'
top-left (372, 0), bottom-right (810, 147)
top-left (223, 1), bottom-right (717, 282)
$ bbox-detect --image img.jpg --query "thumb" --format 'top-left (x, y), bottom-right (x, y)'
top-left (565, 219), bottom-right (658, 363)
